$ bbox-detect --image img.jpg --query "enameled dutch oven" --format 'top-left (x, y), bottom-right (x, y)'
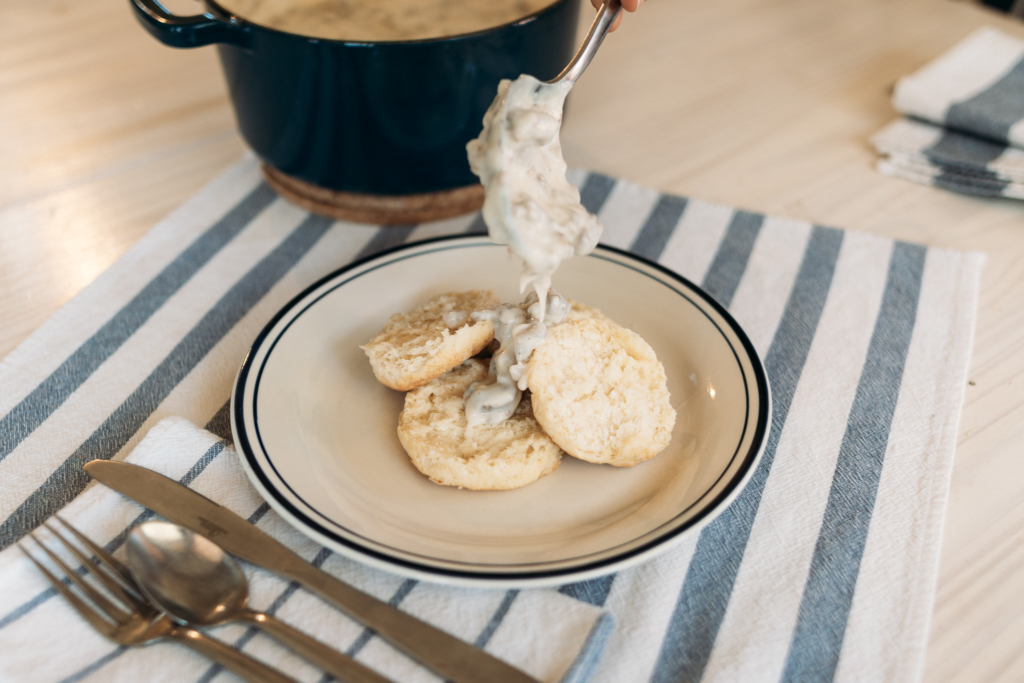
top-left (130, 0), bottom-right (581, 200)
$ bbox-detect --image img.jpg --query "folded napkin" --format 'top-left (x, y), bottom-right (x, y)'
top-left (873, 27), bottom-right (1024, 198)
top-left (873, 117), bottom-right (1024, 198)
top-left (0, 155), bottom-right (983, 682)
top-left (0, 416), bottom-right (611, 683)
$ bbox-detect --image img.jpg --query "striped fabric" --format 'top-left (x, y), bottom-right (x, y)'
top-left (874, 27), bottom-right (1024, 198)
top-left (873, 118), bottom-right (1024, 199)
top-left (0, 417), bottom-right (611, 683)
top-left (0, 155), bottom-right (981, 682)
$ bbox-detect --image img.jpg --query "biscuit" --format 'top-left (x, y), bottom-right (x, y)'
top-left (362, 290), bottom-right (500, 391)
top-left (397, 359), bottom-right (562, 490)
top-left (527, 318), bottom-right (675, 467)
top-left (566, 300), bottom-right (613, 324)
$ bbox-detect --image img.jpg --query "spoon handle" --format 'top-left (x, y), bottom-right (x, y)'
top-left (246, 611), bottom-right (394, 683)
top-left (548, 0), bottom-right (623, 86)
top-left (168, 626), bottom-right (299, 683)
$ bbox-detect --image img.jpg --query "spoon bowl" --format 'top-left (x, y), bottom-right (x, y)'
top-left (127, 521), bottom-right (393, 683)
top-left (126, 521), bottom-right (248, 626)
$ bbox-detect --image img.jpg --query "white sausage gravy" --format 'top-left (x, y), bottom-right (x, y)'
top-left (463, 74), bottom-right (603, 426)
top-left (462, 291), bottom-right (570, 427)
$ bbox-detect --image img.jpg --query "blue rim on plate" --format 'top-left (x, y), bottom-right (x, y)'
top-left (231, 234), bottom-right (771, 587)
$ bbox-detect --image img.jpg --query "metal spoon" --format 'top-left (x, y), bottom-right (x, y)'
top-left (126, 521), bottom-right (392, 683)
top-left (547, 0), bottom-right (623, 86)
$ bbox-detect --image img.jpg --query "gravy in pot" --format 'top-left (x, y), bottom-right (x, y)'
top-left (215, 0), bottom-right (560, 42)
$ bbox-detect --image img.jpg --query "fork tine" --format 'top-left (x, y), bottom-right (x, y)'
top-left (46, 520), bottom-right (146, 611)
top-left (55, 515), bottom-right (133, 583)
top-left (20, 544), bottom-right (117, 637)
top-left (30, 533), bottom-right (132, 623)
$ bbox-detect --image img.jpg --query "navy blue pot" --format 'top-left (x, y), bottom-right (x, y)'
top-left (130, 0), bottom-right (581, 196)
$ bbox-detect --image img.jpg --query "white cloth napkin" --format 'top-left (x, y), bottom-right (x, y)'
top-left (0, 155), bottom-right (983, 682)
top-left (874, 27), bottom-right (1024, 198)
top-left (0, 416), bottom-right (611, 683)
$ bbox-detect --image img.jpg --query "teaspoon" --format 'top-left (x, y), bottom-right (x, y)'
top-left (126, 521), bottom-right (392, 683)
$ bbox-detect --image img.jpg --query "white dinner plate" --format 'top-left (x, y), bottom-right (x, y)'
top-left (231, 235), bottom-right (770, 588)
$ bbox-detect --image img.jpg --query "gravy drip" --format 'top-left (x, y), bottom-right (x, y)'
top-left (464, 291), bottom-right (570, 427)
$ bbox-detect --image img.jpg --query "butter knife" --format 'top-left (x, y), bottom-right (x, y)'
top-left (84, 459), bottom-right (538, 683)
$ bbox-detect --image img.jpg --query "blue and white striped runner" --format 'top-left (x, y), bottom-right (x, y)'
top-left (0, 416), bottom-right (611, 683)
top-left (0, 155), bottom-right (981, 682)
top-left (874, 27), bottom-right (1024, 199)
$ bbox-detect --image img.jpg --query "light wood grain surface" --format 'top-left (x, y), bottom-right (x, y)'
top-left (3, 0), bottom-right (1023, 680)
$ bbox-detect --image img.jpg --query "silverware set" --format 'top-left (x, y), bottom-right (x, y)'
top-left (24, 517), bottom-right (296, 683)
top-left (125, 521), bottom-right (391, 683)
top-left (21, 460), bottom-right (540, 683)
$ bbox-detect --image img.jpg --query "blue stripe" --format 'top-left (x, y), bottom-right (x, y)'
top-left (780, 243), bottom-right (927, 682)
top-left (0, 214), bottom-right (335, 551)
top-left (0, 183), bottom-right (275, 465)
top-left (343, 579), bottom-right (418, 659)
top-left (56, 646), bottom-right (129, 683)
top-left (630, 195), bottom-right (688, 262)
top-left (356, 224), bottom-right (416, 259)
top-left (559, 574), bottom-right (616, 607)
top-left (931, 168), bottom-right (1011, 198)
top-left (578, 172), bottom-right (617, 214)
top-left (925, 129), bottom-right (1007, 171)
top-left (179, 439), bottom-right (229, 487)
top-left (649, 226), bottom-right (844, 683)
top-left (247, 502), bottom-right (271, 525)
top-left (944, 56), bottom-right (1024, 145)
top-left (204, 400), bottom-right (233, 441)
top-left (465, 213), bottom-right (488, 235)
top-left (560, 613), bottom-right (615, 683)
top-left (474, 590), bottom-right (520, 648)
top-left (924, 131), bottom-right (1009, 196)
top-left (701, 211), bottom-right (765, 308)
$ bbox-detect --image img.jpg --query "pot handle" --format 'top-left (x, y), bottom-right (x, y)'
top-left (130, 0), bottom-right (250, 48)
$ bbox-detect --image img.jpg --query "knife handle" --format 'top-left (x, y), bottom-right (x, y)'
top-left (287, 563), bottom-right (539, 683)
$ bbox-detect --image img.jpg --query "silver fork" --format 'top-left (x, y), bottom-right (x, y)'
top-left (21, 517), bottom-right (298, 683)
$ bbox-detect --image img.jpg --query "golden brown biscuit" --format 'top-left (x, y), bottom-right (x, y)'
top-left (361, 290), bottom-right (499, 391)
top-left (527, 318), bottom-right (675, 467)
top-left (397, 359), bottom-right (562, 490)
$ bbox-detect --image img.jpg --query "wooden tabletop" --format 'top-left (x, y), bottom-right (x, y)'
top-left (3, 0), bottom-right (1023, 679)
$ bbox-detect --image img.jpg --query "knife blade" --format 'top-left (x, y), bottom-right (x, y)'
top-left (84, 459), bottom-right (538, 683)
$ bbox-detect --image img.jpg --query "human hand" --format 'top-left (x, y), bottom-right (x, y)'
top-left (589, 0), bottom-right (644, 32)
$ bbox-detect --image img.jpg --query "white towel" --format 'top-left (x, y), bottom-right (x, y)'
top-left (0, 155), bottom-right (983, 682)
top-left (875, 27), bottom-right (1024, 198)
top-left (0, 416), bottom-right (611, 683)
